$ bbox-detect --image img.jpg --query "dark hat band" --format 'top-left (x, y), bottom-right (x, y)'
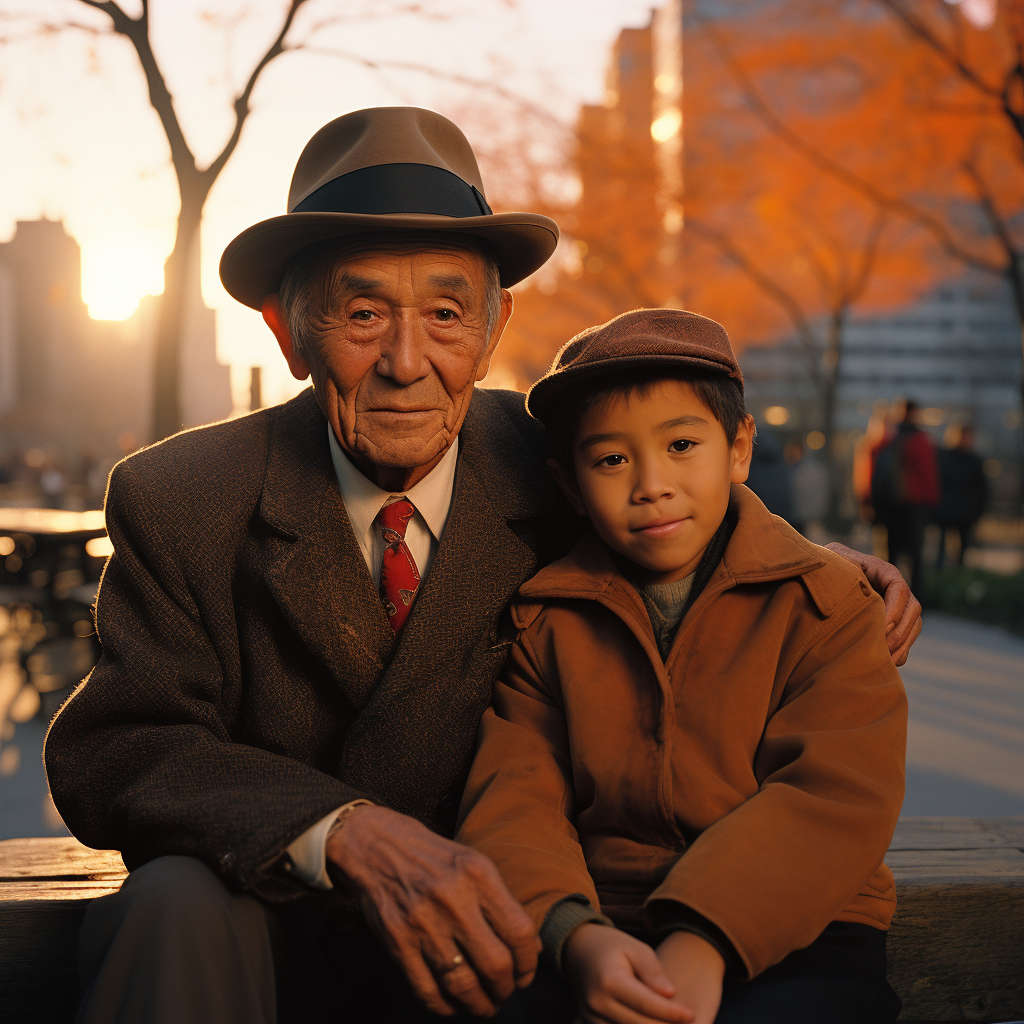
top-left (292, 162), bottom-right (493, 218)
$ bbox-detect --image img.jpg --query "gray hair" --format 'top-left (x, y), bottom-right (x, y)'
top-left (277, 233), bottom-right (503, 364)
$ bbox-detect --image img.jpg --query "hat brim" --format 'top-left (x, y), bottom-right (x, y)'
top-left (219, 210), bottom-right (559, 310)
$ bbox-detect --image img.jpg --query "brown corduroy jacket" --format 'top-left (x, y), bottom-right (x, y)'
top-left (456, 486), bottom-right (908, 979)
top-left (44, 387), bottom-right (577, 897)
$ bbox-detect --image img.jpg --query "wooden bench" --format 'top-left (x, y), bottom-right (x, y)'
top-left (1, 818), bottom-right (1022, 1024)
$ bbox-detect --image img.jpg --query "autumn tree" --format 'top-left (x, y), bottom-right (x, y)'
top-left (693, 0), bottom-right (1023, 382)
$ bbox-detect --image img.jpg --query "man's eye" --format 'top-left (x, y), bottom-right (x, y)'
top-left (351, 310), bottom-right (375, 321)
top-left (669, 439), bottom-right (694, 453)
top-left (435, 308), bottom-right (456, 321)
top-left (598, 454), bottom-right (626, 467)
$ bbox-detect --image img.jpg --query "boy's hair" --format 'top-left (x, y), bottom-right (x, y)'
top-left (541, 367), bottom-right (748, 469)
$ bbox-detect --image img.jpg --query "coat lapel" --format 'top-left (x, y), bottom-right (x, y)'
top-left (259, 389), bottom-right (395, 710)
top-left (337, 389), bottom-right (563, 814)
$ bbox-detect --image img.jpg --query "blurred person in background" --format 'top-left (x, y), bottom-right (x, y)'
top-left (933, 422), bottom-right (987, 568)
top-left (853, 403), bottom-right (894, 522)
top-left (871, 400), bottom-right (940, 593)
top-left (743, 426), bottom-right (794, 523)
top-left (788, 440), bottom-right (830, 537)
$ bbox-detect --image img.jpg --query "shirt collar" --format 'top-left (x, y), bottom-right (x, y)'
top-left (327, 422), bottom-right (459, 543)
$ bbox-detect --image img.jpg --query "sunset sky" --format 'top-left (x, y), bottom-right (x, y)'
top-left (0, 0), bottom-right (656, 407)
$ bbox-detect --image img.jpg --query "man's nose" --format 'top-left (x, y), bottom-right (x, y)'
top-left (376, 315), bottom-right (430, 385)
top-left (632, 459), bottom-right (675, 503)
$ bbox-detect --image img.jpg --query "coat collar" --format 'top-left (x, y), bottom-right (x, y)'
top-left (518, 484), bottom-right (826, 606)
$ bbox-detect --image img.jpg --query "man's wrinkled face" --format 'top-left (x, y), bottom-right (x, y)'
top-left (301, 246), bottom-right (508, 488)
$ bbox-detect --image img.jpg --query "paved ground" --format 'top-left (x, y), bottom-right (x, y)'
top-left (1, 612), bottom-right (1022, 840)
top-left (901, 612), bottom-right (1024, 816)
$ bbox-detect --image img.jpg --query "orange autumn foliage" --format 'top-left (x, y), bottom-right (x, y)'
top-left (489, 0), bottom-right (1022, 393)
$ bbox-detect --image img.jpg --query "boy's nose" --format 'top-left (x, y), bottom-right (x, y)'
top-left (632, 464), bottom-right (675, 503)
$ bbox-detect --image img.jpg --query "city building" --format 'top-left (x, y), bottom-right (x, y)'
top-left (0, 219), bottom-right (231, 502)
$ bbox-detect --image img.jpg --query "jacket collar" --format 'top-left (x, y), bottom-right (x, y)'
top-left (519, 483), bottom-right (826, 606)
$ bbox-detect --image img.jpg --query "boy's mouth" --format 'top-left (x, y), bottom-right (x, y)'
top-left (633, 517), bottom-right (687, 538)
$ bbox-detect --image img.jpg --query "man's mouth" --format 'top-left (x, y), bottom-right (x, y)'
top-left (363, 407), bottom-right (438, 416)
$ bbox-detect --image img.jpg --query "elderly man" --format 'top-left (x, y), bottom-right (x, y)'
top-left (45, 108), bottom-right (920, 1024)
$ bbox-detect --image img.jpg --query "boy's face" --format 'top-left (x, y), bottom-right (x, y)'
top-left (551, 379), bottom-right (755, 585)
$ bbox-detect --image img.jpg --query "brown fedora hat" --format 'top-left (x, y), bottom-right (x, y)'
top-left (220, 106), bottom-right (559, 309)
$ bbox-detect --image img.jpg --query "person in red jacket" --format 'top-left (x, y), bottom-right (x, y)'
top-left (871, 400), bottom-right (941, 593)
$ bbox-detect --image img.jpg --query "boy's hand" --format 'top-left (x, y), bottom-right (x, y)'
top-left (655, 931), bottom-right (726, 1024)
top-left (563, 923), bottom-right (694, 1024)
top-left (824, 542), bottom-right (922, 665)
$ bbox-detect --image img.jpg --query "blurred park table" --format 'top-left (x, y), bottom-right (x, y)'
top-left (0, 508), bottom-right (107, 609)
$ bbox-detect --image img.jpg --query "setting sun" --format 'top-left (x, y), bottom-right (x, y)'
top-left (81, 239), bottom-right (165, 321)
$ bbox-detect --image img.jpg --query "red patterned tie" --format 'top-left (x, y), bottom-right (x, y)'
top-left (377, 497), bottom-right (421, 632)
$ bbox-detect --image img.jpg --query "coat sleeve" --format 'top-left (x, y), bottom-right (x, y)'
top-left (455, 619), bottom-right (600, 931)
top-left (646, 580), bottom-right (907, 979)
top-left (43, 460), bottom-right (366, 896)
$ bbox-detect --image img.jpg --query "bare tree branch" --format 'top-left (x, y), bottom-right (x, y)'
top-left (296, 44), bottom-right (568, 134)
top-left (686, 216), bottom-right (823, 382)
top-left (203, 0), bottom-right (312, 183)
top-left (875, 0), bottom-right (1002, 98)
top-left (962, 157), bottom-right (1021, 272)
top-left (846, 208), bottom-right (889, 305)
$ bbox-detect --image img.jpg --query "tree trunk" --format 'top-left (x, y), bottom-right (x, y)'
top-left (151, 195), bottom-right (203, 442)
top-left (821, 309), bottom-right (845, 527)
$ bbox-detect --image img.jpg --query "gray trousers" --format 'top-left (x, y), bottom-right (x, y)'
top-left (77, 856), bottom-right (277, 1024)
top-left (75, 856), bottom-right (549, 1024)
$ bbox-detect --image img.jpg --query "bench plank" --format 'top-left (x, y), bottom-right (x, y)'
top-left (888, 818), bottom-right (1024, 1023)
top-left (0, 837), bottom-right (125, 882)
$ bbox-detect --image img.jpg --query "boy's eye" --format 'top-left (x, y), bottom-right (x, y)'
top-left (669, 439), bottom-right (694, 453)
top-left (597, 454), bottom-right (626, 467)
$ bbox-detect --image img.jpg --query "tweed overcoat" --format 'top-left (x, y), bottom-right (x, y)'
top-left (44, 387), bottom-right (576, 897)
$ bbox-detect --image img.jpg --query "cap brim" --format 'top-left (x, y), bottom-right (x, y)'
top-left (219, 210), bottom-right (559, 309)
top-left (526, 354), bottom-right (743, 422)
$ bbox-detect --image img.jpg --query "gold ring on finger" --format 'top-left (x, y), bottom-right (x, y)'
top-left (439, 953), bottom-right (465, 974)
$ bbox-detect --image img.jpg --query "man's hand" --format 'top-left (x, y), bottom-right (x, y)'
top-left (326, 803), bottom-right (539, 1017)
top-left (656, 931), bottom-right (725, 1024)
top-left (825, 542), bottom-right (923, 666)
top-left (562, 923), bottom-right (694, 1024)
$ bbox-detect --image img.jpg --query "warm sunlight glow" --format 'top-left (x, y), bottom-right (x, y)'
top-left (85, 536), bottom-right (115, 559)
top-left (945, 0), bottom-right (997, 28)
top-left (651, 107), bottom-right (682, 143)
top-left (82, 239), bottom-right (165, 321)
top-left (763, 405), bottom-right (790, 426)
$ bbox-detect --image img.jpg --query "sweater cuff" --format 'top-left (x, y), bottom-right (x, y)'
top-left (644, 900), bottom-right (744, 977)
top-left (540, 896), bottom-right (614, 975)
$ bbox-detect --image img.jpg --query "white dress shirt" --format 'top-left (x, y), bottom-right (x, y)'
top-left (285, 423), bottom-right (459, 889)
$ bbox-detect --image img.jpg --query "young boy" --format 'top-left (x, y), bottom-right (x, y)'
top-left (456, 309), bottom-right (907, 1024)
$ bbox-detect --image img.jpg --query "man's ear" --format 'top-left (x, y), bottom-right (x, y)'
top-left (475, 289), bottom-right (515, 382)
top-left (262, 295), bottom-right (311, 381)
top-left (730, 414), bottom-right (757, 483)
top-left (547, 457), bottom-right (588, 518)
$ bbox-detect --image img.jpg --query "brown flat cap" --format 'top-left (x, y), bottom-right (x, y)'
top-left (220, 107), bottom-right (560, 309)
top-left (526, 308), bottom-right (743, 421)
